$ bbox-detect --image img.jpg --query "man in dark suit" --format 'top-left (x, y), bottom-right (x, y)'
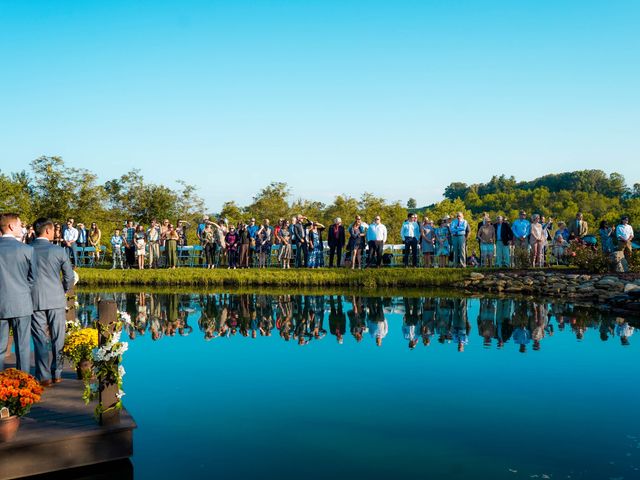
top-left (31, 218), bottom-right (75, 385)
top-left (0, 213), bottom-right (37, 372)
top-left (292, 215), bottom-right (310, 267)
top-left (327, 217), bottom-right (345, 267)
top-left (493, 215), bottom-right (514, 268)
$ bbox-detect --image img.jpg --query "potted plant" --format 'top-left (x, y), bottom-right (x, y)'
top-left (63, 328), bottom-right (99, 379)
top-left (0, 368), bottom-right (44, 441)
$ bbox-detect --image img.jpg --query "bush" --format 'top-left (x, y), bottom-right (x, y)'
top-left (567, 243), bottom-right (608, 273)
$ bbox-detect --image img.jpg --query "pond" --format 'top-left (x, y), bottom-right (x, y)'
top-left (76, 290), bottom-right (639, 480)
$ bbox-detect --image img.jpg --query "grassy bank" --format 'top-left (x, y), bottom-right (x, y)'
top-left (76, 267), bottom-right (469, 289)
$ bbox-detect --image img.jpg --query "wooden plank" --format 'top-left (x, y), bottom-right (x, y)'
top-left (0, 355), bottom-right (135, 480)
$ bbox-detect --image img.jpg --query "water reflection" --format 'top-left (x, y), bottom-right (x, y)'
top-left (76, 292), bottom-right (638, 351)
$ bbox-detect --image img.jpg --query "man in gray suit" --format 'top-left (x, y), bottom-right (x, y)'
top-left (0, 213), bottom-right (37, 372)
top-left (30, 218), bottom-right (75, 385)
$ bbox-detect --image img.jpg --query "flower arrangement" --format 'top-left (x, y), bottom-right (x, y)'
top-left (82, 311), bottom-right (129, 418)
top-left (0, 369), bottom-right (44, 417)
top-left (63, 328), bottom-right (99, 367)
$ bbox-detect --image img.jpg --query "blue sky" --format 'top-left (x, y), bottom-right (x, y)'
top-left (1, 0), bottom-right (639, 211)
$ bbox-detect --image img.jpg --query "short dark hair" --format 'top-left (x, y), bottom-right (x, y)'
top-left (0, 213), bottom-right (20, 233)
top-left (34, 217), bottom-right (54, 237)
top-left (407, 212), bottom-right (413, 219)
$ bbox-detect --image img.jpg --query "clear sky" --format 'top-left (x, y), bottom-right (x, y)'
top-left (1, 0), bottom-right (639, 211)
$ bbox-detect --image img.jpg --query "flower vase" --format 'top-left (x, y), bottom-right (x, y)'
top-left (76, 359), bottom-right (92, 379)
top-left (0, 415), bottom-right (20, 442)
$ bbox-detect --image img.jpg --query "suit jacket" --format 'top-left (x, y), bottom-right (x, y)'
top-left (568, 220), bottom-right (588, 238)
top-left (493, 222), bottom-right (514, 246)
top-left (0, 236), bottom-right (36, 318)
top-left (31, 238), bottom-right (75, 311)
top-left (327, 224), bottom-right (345, 247)
top-left (292, 222), bottom-right (309, 244)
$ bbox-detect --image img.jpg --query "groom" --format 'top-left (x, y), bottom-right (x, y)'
top-left (31, 218), bottom-right (75, 385)
top-left (0, 213), bottom-right (37, 372)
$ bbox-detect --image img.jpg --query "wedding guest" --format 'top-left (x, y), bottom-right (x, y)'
top-left (551, 227), bottom-right (569, 264)
top-left (435, 218), bottom-right (451, 268)
top-left (123, 219), bottom-right (136, 269)
top-left (110, 228), bottom-right (125, 269)
top-left (450, 212), bottom-right (470, 268)
top-left (160, 219), bottom-right (170, 246)
top-left (420, 217), bottom-right (435, 268)
top-left (477, 215), bottom-right (496, 267)
top-left (53, 223), bottom-right (63, 246)
top-left (213, 219), bottom-right (227, 267)
top-left (237, 222), bottom-right (251, 268)
top-left (529, 214), bottom-right (545, 267)
top-left (88, 222), bottom-right (102, 263)
top-left (24, 225), bottom-right (36, 244)
top-left (147, 219), bottom-right (161, 268)
top-left (76, 223), bottom-right (87, 248)
top-left (278, 219), bottom-right (293, 269)
top-left (367, 216), bottom-right (387, 268)
top-left (347, 216), bottom-right (366, 270)
top-left (616, 216), bottom-right (634, 260)
top-left (225, 226), bottom-right (239, 269)
top-left (256, 219), bottom-right (273, 268)
top-left (293, 215), bottom-right (310, 267)
top-left (164, 224), bottom-right (180, 269)
top-left (599, 220), bottom-right (614, 254)
top-left (511, 210), bottom-right (531, 251)
top-left (307, 221), bottom-right (326, 268)
top-left (135, 224), bottom-right (146, 270)
top-left (62, 217), bottom-right (79, 266)
top-left (568, 212), bottom-right (588, 240)
top-left (400, 213), bottom-right (419, 267)
top-left (493, 216), bottom-right (513, 268)
top-left (327, 217), bottom-right (346, 267)
top-left (200, 222), bottom-right (216, 269)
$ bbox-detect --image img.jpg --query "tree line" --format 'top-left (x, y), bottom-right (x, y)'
top-left (1, 157), bottom-right (638, 245)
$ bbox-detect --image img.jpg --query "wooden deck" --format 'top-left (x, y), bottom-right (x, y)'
top-left (0, 357), bottom-right (136, 480)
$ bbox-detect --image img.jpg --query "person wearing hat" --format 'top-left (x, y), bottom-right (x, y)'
top-left (616, 216), bottom-right (634, 260)
top-left (449, 212), bottom-right (470, 267)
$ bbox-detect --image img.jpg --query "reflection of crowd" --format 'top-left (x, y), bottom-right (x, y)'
top-left (75, 293), bottom-right (636, 350)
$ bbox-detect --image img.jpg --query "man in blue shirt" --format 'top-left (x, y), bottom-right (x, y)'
top-left (400, 213), bottom-right (419, 267)
top-left (449, 212), bottom-right (470, 267)
top-left (511, 210), bottom-right (531, 249)
top-left (247, 218), bottom-right (260, 267)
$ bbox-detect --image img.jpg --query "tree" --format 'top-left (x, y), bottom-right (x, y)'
top-left (0, 171), bottom-right (33, 221)
top-left (219, 201), bottom-right (243, 225)
top-left (406, 198), bottom-right (417, 209)
top-left (443, 182), bottom-right (469, 200)
top-left (246, 182), bottom-right (291, 221)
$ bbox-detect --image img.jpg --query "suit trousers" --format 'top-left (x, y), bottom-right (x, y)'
top-left (295, 242), bottom-right (308, 267)
top-left (495, 243), bottom-right (511, 268)
top-left (368, 240), bottom-right (384, 266)
top-left (403, 238), bottom-right (418, 266)
top-left (328, 245), bottom-right (342, 267)
top-left (0, 316), bottom-right (31, 372)
top-left (125, 246), bottom-right (136, 268)
top-left (452, 235), bottom-right (467, 267)
top-left (31, 309), bottom-right (66, 381)
top-left (148, 242), bottom-right (160, 267)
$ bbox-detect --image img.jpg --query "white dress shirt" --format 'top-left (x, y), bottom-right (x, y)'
top-left (616, 224), bottom-right (634, 241)
top-left (63, 226), bottom-right (79, 243)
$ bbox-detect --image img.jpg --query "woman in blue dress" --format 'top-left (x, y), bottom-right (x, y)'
top-left (598, 220), bottom-right (614, 254)
top-left (434, 218), bottom-right (451, 268)
top-left (307, 221), bottom-right (326, 268)
top-left (420, 217), bottom-right (436, 268)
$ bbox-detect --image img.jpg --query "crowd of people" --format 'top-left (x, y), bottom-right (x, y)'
top-left (12, 211), bottom-right (636, 270)
top-left (75, 292), bottom-right (637, 350)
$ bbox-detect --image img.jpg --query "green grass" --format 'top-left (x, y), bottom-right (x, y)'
top-left (76, 267), bottom-right (469, 289)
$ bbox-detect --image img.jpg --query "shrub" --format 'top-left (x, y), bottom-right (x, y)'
top-left (567, 243), bottom-right (608, 273)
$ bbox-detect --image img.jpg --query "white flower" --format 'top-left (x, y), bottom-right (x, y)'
top-left (116, 389), bottom-right (126, 399)
top-left (118, 365), bottom-right (126, 378)
top-left (74, 301), bottom-right (80, 308)
top-left (118, 311), bottom-right (132, 324)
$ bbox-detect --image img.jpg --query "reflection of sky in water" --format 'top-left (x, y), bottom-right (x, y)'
top-left (79, 292), bottom-right (640, 480)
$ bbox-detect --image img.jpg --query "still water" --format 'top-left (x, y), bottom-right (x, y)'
top-left (78, 291), bottom-right (639, 480)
